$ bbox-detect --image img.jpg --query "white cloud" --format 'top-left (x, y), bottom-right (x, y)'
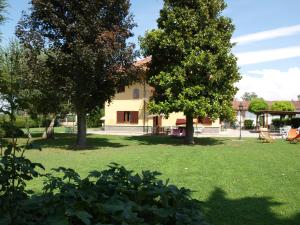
top-left (236, 46), bottom-right (300, 65)
top-left (236, 67), bottom-right (300, 100)
top-left (232, 24), bottom-right (300, 45)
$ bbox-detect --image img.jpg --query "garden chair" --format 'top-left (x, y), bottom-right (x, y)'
top-left (259, 130), bottom-right (275, 143)
top-left (286, 129), bottom-right (298, 141)
top-left (289, 133), bottom-right (300, 144)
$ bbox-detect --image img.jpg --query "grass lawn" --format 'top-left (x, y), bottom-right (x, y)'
top-left (18, 134), bottom-right (300, 225)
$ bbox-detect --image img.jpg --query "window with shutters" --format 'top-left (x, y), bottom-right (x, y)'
top-left (117, 111), bottom-right (138, 124)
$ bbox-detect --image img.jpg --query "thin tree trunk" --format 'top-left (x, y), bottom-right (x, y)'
top-left (42, 115), bottom-right (56, 139)
top-left (76, 107), bottom-right (87, 147)
top-left (185, 114), bottom-right (194, 144)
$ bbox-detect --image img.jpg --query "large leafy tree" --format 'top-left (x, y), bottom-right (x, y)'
top-left (140, 0), bottom-right (240, 144)
top-left (16, 0), bottom-right (136, 147)
top-left (0, 41), bottom-right (28, 122)
top-left (242, 92), bottom-right (258, 101)
top-left (21, 50), bottom-right (71, 139)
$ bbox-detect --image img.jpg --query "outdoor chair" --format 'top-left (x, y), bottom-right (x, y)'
top-left (259, 129), bottom-right (275, 143)
top-left (286, 129), bottom-right (298, 141)
top-left (289, 133), bottom-right (300, 144)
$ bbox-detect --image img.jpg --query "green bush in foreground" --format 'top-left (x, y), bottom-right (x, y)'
top-left (0, 144), bottom-right (206, 225)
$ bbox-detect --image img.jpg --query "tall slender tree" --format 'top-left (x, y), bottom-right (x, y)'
top-left (16, 0), bottom-right (136, 147)
top-left (140, 0), bottom-right (240, 144)
top-left (0, 40), bottom-right (28, 122)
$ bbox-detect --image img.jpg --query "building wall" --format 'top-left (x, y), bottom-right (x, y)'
top-left (105, 82), bottom-right (221, 133)
top-left (105, 83), bottom-right (153, 128)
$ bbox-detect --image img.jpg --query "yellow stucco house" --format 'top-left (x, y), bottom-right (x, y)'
top-left (104, 58), bottom-right (221, 133)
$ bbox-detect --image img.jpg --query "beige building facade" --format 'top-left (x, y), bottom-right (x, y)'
top-left (105, 82), bottom-right (221, 134)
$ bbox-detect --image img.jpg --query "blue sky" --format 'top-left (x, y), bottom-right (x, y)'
top-left (1, 0), bottom-right (300, 100)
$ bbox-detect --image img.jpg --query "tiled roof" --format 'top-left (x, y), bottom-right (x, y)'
top-left (232, 100), bottom-right (300, 111)
top-left (134, 56), bottom-right (151, 68)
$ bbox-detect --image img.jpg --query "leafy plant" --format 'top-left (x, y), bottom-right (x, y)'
top-left (87, 107), bottom-right (104, 128)
top-left (248, 98), bottom-right (268, 114)
top-left (271, 101), bottom-right (295, 112)
top-left (0, 157), bottom-right (207, 225)
top-left (0, 141), bottom-right (44, 225)
top-left (244, 120), bottom-right (254, 130)
top-left (0, 121), bottom-right (24, 138)
top-left (41, 163), bottom-right (206, 225)
top-left (291, 118), bottom-right (300, 128)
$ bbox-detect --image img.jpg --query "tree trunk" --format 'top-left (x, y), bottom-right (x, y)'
top-left (185, 114), bottom-right (194, 144)
top-left (42, 115), bottom-right (56, 139)
top-left (76, 107), bottom-right (87, 147)
top-left (256, 115), bottom-right (258, 130)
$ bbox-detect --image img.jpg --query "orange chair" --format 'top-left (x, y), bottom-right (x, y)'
top-left (290, 133), bottom-right (300, 144)
top-left (286, 129), bottom-right (298, 141)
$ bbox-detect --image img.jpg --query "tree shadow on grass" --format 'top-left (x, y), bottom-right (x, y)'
top-left (124, 135), bottom-right (225, 146)
top-left (31, 133), bottom-right (127, 150)
top-left (202, 187), bottom-right (300, 225)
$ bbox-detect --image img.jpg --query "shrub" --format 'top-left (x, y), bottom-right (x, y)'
top-left (272, 118), bottom-right (283, 128)
top-left (248, 98), bottom-right (268, 114)
top-left (244, 120), bottom-right (254, 129)
top-left (0, 143), bottom-right (207, 225)
top-left (271, 101), bottom-right (295, 111)
top-left (291, 118), bottom-right (300, 128)
top-left (0, 122), bottom-right (24, 138)
top-left (15, 116), bottom-right (39, 128)
top-left (0, 128), bottom-right (5, 139)
top-left (87, 107), bottom-right (104, 128)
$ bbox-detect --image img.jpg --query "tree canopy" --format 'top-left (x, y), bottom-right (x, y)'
top-left (0, 41), bottom-right (28, 120)
top-left (242, 92), bottom-right (258, 101)
top-left (140, 0), bottom-right (240, 144)
top-left (16, 0), bottom-right (137, 146)
top-left (271, 101), bottom-right (295, 112)
top-left (248, 98), bottom-right (269, 114)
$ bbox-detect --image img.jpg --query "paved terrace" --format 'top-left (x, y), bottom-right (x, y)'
top-left (88, 129), bottom-right (269, 138)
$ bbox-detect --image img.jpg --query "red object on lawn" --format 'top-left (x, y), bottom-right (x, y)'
top-left (290, 133), bottom-right (300, 143)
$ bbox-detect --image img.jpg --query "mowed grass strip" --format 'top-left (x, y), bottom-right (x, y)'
top-left (21, 134), bottom-right (300, 225)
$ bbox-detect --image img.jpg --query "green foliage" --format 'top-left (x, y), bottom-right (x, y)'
top-left (0, 142), bottom-right (44, 224)
top-left (0, 127), bottom-right (5, 138)
top-left (244, 119), bottom-right (254, 129)
top-left (271, 118), bottom-right (297, 128)
top-left (0, 114), bottom-right (60, 128)
top-left (241, 92), bottom-right (258, 101)
top-left (0, 41), bottom-right (29, 120)
top-left (15, 116), bottom-right (39, 128)
top-left (40, 164), bottom-right (206, 225)
top-left (0, 147), bottom-right (206, 225)
top-left (248, 98), bottom-right (269, 114)
top-left (17, 0), bottom-right (137, 146)
top-left (291, 118), bottom-right (300, 128)
top-left (272, 118), bottom-right (283, 128)
top-left (271, 101), bottom-right (295, 112)
top-left (140, 0), bottom-right (240, 143)
top-left (0, 121), bottom-right (24, 138)
top-left (0, 0), bottom-right (6, 26)
top-left (87, 107), bottom-right (104, 128)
